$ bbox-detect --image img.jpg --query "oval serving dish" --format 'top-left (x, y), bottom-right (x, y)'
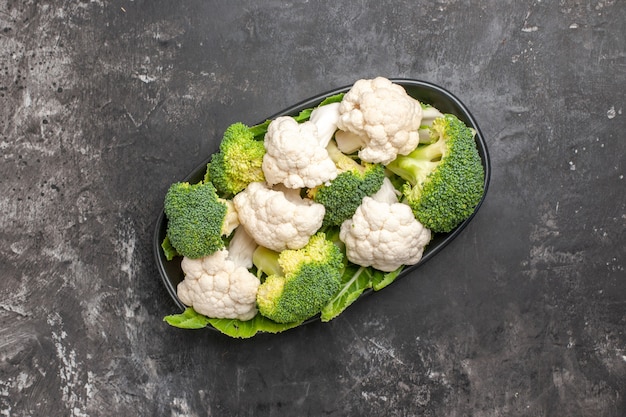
top-left (153, 79), bottom-right (491, 326)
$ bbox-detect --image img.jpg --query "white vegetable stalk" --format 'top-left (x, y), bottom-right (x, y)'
top-left (226, 226), bottom-right (258, 269)
top-left (309, 102), bottom-right (341, 148)
top-left (370, 177), bottom-right (401, 205)
top-left (334, 130), bottom-right (367, 154)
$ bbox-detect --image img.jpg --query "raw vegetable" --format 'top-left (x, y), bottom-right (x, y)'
top-left (206, 122), bottom-right (266, 198)
top-left (253, 232), bottom-right (344, 323)
top-left (163, 181), bottom-right (238, 259)
top-left (307, 140), bottom-right (386, 228)
top-left (386, 113), bottom-right (485, 233)
top-left (232, 181), bottom-right (325, 252)
top-left (248, 92), bottom-right (345, 139)
top-left (176, 226), bottom-right (260, 321)
top-left (160, 77), bottom-right (486, 337)
top-left (261, 116), bottom-right (338, 189)
top-left (339, 177), bottom-right (432, 272)
top-left (320, 263), bottom-right (404, 322)
top-left (418, 104), bottom-right (445, 143)
top-left (164, 307), bottom-right (303, 338)
top-left (309, 102), bottom-right (341, 148)
top-left (335, 76), bottom-right (423, 164)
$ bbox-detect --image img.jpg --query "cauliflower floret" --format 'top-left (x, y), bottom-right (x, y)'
top-left (339, 178), bottom-right (431, 272)
top-left (233, 181), bottom-right (325, 252)
top-left (262, 116), bottom-right (338, 189)
top-left (336, 76), bottom-right (423, 164)
top-left (177, 250), bottom-right (260, 321)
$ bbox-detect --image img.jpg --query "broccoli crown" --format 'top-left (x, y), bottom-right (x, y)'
top-left (309, 141), bottom-right (385, 227)
top-left (386, 114), bottom-right (485, 233)
top-left (164, 181), bottom-right (229, 259)
top-left (207, 122), bottom-right (266, 197)
top-left (255, 233), bottom-right (344, 323)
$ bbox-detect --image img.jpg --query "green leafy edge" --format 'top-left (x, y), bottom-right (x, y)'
top-left (164, 307), bottom-right (303, 338)
top-left (163, 261), bottom-right (404, 336)
top-left (161, 236), bottom-right (179, 261)
top-left (248, 92), bottom-right (345, 139)
top-left (320, 263), bottom-right (403, 322)
top-left (164, 307), bottom-right (211, 329)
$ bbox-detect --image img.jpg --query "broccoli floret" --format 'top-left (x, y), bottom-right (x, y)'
top-left (164, 181), bottom-right (239, 259)
top-left (206, 122), bottom-right (266, 197)
top-left (386, 114), bottom-right (485, 233)
top-left (307, 140), bottom-right (385, 228)
top-left (253, 233), bottom-right (344, 323)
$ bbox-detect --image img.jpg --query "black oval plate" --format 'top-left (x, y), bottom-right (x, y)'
top-left (153, 79), bottom-right (491, 319)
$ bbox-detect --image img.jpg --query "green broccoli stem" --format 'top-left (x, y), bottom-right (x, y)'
top-left (326, 140), bottom-right (364, 173)
top-left (386, 140), bottom-right (446, 186)
top-left (252, 246), bottom-right (283, 277)
top-left (413, 137), bottom-right (447, 162)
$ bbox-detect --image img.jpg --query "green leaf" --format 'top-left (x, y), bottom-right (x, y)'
top-left (293, 108), bottom-right (313, 122)
top-left (164, 308), bottom-right (302, 337)
top-left (163, 308), bottom-right (211, 329)
top-left (161, 236), bottom-right (179, 261)
top-left (320, 264), bottom-right (372, 322)
top-left (318, 92), bottom-right (345, 106)
top-left (249, 120), bottom-right (271, 139)
top-left (250, 109), bottom-right (314, 139)
top-left (320, 263), bottom-right (405, 322)
top-left (164, 266), bottom-right (406, 335)
top-left (248, 93), bottom-right (345, 140)
top-left (372, 266), bottom-right (404, 291)
top-left (208, 315), bottom-right (303, 338)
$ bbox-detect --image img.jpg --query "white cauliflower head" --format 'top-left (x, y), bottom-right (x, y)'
top-left (177, 250), bottom-right (260, 321)
top-left (336, 76), bottom-right (423, 164)
top-left (262, 116), bottom-right (338, 189)
top-left (339, 178), bottom-right (431, 272)
top-left (233, 181), bottom-right (325, 252)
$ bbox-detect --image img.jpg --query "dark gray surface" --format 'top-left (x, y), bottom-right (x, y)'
top-left (1, 1), bottom-right (624, 416)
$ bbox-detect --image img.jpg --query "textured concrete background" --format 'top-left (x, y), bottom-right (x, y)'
top-left (1, 0), bottom-right (625, 416)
